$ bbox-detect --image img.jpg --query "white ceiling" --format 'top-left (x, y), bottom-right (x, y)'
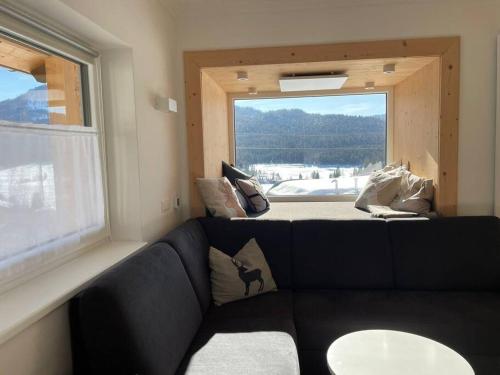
top-left (160, 0), bottom-right (466, 16)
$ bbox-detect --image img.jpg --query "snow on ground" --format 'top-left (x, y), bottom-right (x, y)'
top-left (266, 175), bottom-right (370, 196)
top-left (248, 163), bottom-right (380, 196)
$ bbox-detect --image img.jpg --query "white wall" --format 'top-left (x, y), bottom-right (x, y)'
top-left (59, 0), bottom-right (185, 240)
top-left (0, 0), bottom-right (183, 373)
top-left (175, 0), bottom-right (500, 215)
top-left (0, 305), bottom-right (72, 375)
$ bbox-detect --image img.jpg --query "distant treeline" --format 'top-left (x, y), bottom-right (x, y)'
top-left (235, 106), bottom-right (386, 168)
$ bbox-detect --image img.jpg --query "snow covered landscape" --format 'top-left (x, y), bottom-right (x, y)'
top-left (234, 101), bottom-right (386, 196)
top-left (245, 163), bottom-right (380, 196)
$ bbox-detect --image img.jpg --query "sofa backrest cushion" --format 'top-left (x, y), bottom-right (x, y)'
top-left (198, 218), bottom-right (293, 288)
top-left (292, 220), bottom-right (394, 289)
top-left (389, 216), bottom-right (500, 290)
top-left (159, 219), bottom-right (211, 312)
top-left (70, 243), bottom-right (202, 375)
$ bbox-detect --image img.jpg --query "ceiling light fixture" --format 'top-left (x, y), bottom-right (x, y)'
top-left (279, 73), bottom-right (349, 92)
top-left (237, 71), bottom-right (249, 81)
top-left (248, 87), bottom-right (258, 95)
top-left (383, 63), bottom-right (396, 74)
top-left (365, 81), bottom-right (375, 90)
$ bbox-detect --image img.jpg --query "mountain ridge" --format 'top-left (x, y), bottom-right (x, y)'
top-left (0, 85), bottom-right (49, 124)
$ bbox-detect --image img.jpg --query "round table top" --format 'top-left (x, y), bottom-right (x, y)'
top-left (327, 330), bottom-right (474, 375)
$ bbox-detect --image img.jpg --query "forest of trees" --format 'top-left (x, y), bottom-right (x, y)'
top-left (234, 106), bottom-right (386, 169)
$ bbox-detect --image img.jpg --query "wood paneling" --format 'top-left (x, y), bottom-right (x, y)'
top-left (394, 59), bottom-right (440, 204)
top-left (0, 35), bottom-right (84, 126)
top-left (185, 37), bottom-right (456, 68)
top-left (45, 57), bottom-right (83, 126)
top-left (0, 36), bottom-right (46, 76)
top-left (201, 72), bottom-right (230, 177)
top-left (184, 59), bottom-right (205, 216)
top-left (204, 57), bottom-right (436, 93)
top-left (184, 37), bottom-right (460, 217)
top-left (437, 39), bottom-right (460, 216)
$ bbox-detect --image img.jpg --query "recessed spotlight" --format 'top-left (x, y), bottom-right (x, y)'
top-left (365, 81), bottom-right (375, 90)
top-left (383, 63), bottom-right (396, 74)
top-left (248, 87), bottom-right (258, 95)
top-left (237, 71), bottom-right (249, 81)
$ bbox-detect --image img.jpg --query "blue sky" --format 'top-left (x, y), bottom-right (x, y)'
top-left (0, 67), bottom-right (40, 102)
top-left (235, 93), bottom-right (386, 116)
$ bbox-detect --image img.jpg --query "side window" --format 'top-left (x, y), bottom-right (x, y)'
top-left (0, 33), bottom-right (106, 288)
top-left (0, 35), bottom-right (86, 126)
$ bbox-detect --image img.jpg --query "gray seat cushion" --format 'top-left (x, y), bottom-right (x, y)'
top-left (294, 290), bottom-right (500, 375)
top-left (178, 291), bottom-right (297, 374)
top-left (182, 331), bottom-right (299, 375)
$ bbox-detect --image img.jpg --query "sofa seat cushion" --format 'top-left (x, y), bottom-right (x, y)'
top-left (298, 349), bottom-right (332, 375)
top-left (182, 331), bottom-right (300, 375)
top-left (297, 353), bottom-right (500, 375)
top-left (294, 290), bottom-right (500, 374)
top-left (193, 291), bottom-right (296, 349)
top-left (205, 289), bottom-right (294, 321)
top-left (466, 355), bottom-right (500, 375)
top-left (178, 291), bottom-right (298, 374)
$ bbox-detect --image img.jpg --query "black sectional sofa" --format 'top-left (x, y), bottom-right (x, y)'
top-left (70, 216), bottom-right (500, 375)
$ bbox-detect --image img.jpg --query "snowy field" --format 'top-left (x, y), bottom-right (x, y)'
top-left (246, 163), bottom-right (381, 196)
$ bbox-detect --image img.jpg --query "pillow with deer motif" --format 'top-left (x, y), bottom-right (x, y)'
top-left (209, 238), bottom-right (277, 305)
top-left (197, 177), bottom-right (247, 218)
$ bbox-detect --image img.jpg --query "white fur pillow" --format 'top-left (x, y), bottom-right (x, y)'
top-left (197, 177), bottom-right (247, 218)
top-left (390, 171), bottom-right (434, 214)
top-left (355, 167), bottom-right (404, 210)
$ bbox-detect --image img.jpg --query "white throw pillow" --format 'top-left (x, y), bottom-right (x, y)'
top-left (355, 168), bottom-right (404, 210)
top-left (391, 171), bottom-right (434, 214)
top-left (197, 177), bottom-right (247, 218)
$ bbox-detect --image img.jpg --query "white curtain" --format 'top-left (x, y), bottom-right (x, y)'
top-left (0, 124), bottom-right (106, 285)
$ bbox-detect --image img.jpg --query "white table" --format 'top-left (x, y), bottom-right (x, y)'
top-left (327, 330), bottom-right (474, 375)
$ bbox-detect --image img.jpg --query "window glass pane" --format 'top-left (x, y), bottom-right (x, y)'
top-left (0, 126), bottom-right (106, 282)
top-left (0, 35), bottom-right (85, 126)
top-left (234, 94), bottom-right (387, 196)
top-left (0, 34), bottom-right (102, 287)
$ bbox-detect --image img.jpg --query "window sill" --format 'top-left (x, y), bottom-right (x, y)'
top-left (0, 240), bottom-right (147, 345)
top-left (268, 194), bottom-right (357, 202)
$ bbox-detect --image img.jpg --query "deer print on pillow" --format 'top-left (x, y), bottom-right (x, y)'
top-left (231, 258), bottom-right (264, 296)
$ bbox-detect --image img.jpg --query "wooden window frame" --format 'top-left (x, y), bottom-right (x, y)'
top-left (184, 37), bottom-right (460, 216)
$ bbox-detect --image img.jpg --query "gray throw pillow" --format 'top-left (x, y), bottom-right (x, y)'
top-left (222, 161), bottom-right (251, 186)
top-left (209, 238), bottom-right (277, 305)
top-left (235, 177), bottom-right (270, 213)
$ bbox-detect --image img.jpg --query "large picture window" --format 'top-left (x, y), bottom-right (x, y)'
top-left (234, 93), bottom-right (387, 197)
top-left (0, 33), bottom-right (105, 288)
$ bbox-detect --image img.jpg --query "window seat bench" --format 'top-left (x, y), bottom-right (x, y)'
top-left (245, 201), bottom-right (426, 220)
